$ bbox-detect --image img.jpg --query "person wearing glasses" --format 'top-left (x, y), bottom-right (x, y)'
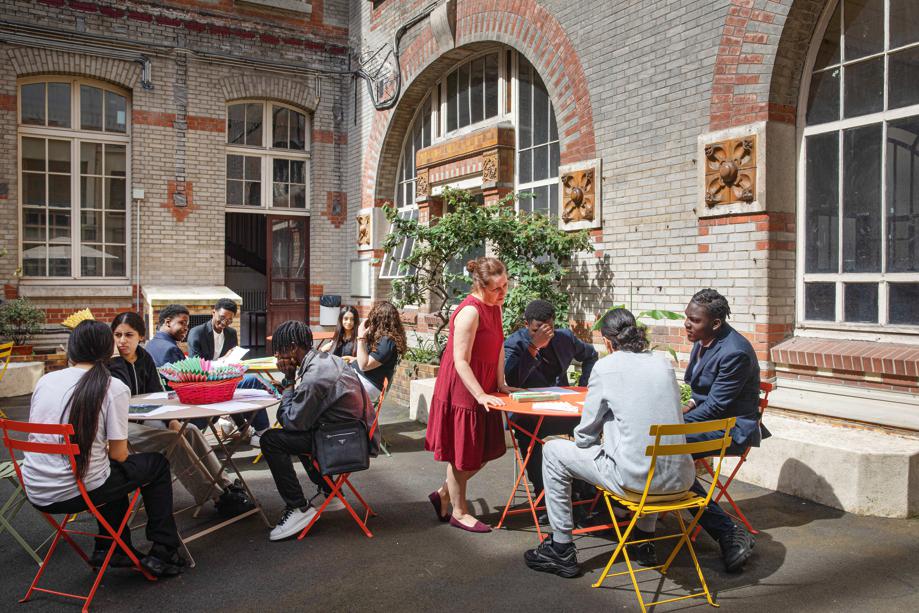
top-left (504, 299), bottom-right (598, 501)
top-left (186, 299), bottom-right (271, 446)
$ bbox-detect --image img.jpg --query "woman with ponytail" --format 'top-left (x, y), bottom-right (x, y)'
top-left (21, 320), bottom-right (185, 577)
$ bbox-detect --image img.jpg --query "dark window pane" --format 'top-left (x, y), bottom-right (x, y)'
top-left (518, 148), bottom-right (532, 184)
top-left (21, 83), bottom-right (45, 125)
top-left (49, 254), bottom-right (70, 277)
top-left (470, 57), bottom-right (484, 124)
top-left (272, 182), bottom-right (289, 207)
top-left (81, 244), bottom-right (102, 277)
top-left (290, 160), bottom-right (305, 184)
top-left (22, 174), bottom-right (45, 206)
top-left (245, 156), bottom-right (260, 181)
top-left (843, 57), bottom-right (883, 118)
top-left (888, 47), bottom-right (919, 110)
top-left (549, 181), bottom-right (559, 217)
top-left (47, 83), bottom-right (71, 128)
top-left (458, 62), bottom-right (470, 127)
top-left (105, 212), bottom-right (125, 243)
top-left (806, 132), bottom-right (839, 273)
top-left (246, 181), bottom-right (261, 206)
top-left (227, 155), bottom-right (244, 180)
top-left (48, 175), bottom-right (70, 208)
top-left (532, 185), bottom-right (549, 216)
top-left (887, 116), bottom-right (919, 272)
top-left (447, 71), bottom-right (457, 132)
top-left (550, 141), bottom-right (560, 179)
top-left (533, 76), bottom-right (549, 145)
top-left (23, 209), bottom-right (45, 241)
top-left (105, 144), bottom-right (126, 177)
top-left (273, 158), bottom-right (289, 183)
top-left (106, 178), bottom-right (126, 210)
top-left (814, 3), bottom-right (841, 70)
top-left (104, 91), bottom-right (126, 133)
top-left (805, 282), bottom-right (836, 320)
top-left (291, 184), bottom-right (306, 208)
top-left (105, 245), bottom-right (126, 277)
top-left (81, 177), bottom-right (103, 209)
top-left (226, 180), bottom-right (243, 206)
top-left (533, 144), bottom-right (549, 181)
top-left (273, 107), bottom-right (289, 148)
top-left (807, 68), bottom-right (840, 125)
top-left (292, 111), bottom-right (306, 150)
top-left (889, 283), bottom-right (919, 324)
top-left (245, 102), bottom-right (263, 146)
top-left (228, 104), bottom-right (245, 144)
top-left (80, 142), bottom-right (103, 175)
top-left (844, 283), bottom-right (878, 322)
top-left (890, 0), bottom-right (919, 48)
top-left (80, 85), bottom-right (103, 131)
top-left (843, 0), bottom-right (884, 61)
top-left (843, 124), bottom-right (882, 272)
top-left (519, 62), bottom-right (532, 148)
top-left (49, 211), bottom-right (70, 242)
top-left (484, 53), bottom-right (499, 119)
top-left (22, 137), bottom-right (45, 172)
top-left (48, 140), bottom-right (70, 173)
top-left (550, 106), bottom-right (558, 141)
top-left (22, 243), bottom-right (46, 276)
top-left (422, 96), bottom-right (431, 148)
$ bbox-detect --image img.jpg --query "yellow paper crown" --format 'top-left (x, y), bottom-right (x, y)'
top-left (61, 308), bottom-right (95, 330)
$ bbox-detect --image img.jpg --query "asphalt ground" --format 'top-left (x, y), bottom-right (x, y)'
top-left (1, 395), bottom-right (918, 612)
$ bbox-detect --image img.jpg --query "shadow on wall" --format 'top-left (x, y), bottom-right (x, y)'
top-left (567, 253), bottom-right (615, 340)
top-left (774, 457), bottom-right (846, 518)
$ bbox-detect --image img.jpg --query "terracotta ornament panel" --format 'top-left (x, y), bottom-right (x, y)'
top-left (704, 135), bottom-right (756, 207)
top-left (558, 158), bottom-right (602, 231)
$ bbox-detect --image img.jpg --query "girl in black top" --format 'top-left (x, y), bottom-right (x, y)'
top-left (110, 313), bottom-right (165, 396)
top-left (354, 301), bottom-right (407, 403)
top-left (321, 306), bottom-right (359, 363)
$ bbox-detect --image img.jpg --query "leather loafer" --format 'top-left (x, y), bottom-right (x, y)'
top-left (449, 516), bottom-right (492, 533)
top-left (428, 491), bottom-right (449, 522)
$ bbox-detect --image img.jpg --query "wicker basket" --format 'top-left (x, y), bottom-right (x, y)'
top-left (168, 377), bottom-right (242, 405)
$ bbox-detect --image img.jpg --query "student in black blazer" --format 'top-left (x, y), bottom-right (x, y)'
top-left (186, 299), bottom-right (270, 441)
top-left (683, 289), bottom-right (762, 573)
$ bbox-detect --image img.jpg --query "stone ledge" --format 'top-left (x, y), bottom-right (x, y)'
top-left (771, 336), bottom-right (919, 379)
top-left (726, 412), bottom-right (919, 518)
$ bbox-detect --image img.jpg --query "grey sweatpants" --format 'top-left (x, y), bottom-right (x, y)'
top-left (543, 438), bottom-right (657, 543)
top-left (129, 422), bottom-right (231, 505)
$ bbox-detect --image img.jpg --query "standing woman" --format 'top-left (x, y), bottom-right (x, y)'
top-left (20, 320), bottom-right (184, 576)
top-left (354, 301), bottom-right (407, 403)
top-left (109, 312), bottom-right (252, 516)
top-left (425, 257), bottom-right (517, 533)
top-left (321, 306), bottom-right (360, 363)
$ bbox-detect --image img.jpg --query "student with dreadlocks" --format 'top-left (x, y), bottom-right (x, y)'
top-left (20, 320), bottom-right (185, 577)
top-left (262, 320), bottom-right (379, 541)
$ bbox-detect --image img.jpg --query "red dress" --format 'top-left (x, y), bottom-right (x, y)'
top-left (425, 294), bottom-right (506, 470)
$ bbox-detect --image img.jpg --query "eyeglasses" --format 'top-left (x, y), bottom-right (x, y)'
top-left (216, 316), bottom-right (234, 326)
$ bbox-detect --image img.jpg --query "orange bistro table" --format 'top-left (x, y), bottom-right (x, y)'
top-left (492, 387), bottom-right (620, 541)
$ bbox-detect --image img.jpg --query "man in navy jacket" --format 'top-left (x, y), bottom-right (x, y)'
top-left (683, 288), bottom-right (763, 573)
top-left (145, 304), bottom-right (189, 367)
top-left (504, 300), bottom-right (598, 497)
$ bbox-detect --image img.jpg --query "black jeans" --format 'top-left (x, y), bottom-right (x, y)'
top-left (36, 452), bottom-right (181, 553)
top-left (509, 413), bottom-right (577, 496)
top-left (260, 428), bottom-right (330, 509)
top-left (687, 429), bottom-right (749, 542)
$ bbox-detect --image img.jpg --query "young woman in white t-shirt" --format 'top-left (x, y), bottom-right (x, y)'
top-left (21, 320), bottom-right (185, 577)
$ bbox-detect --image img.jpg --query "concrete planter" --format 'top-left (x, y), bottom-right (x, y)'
top-left (389, 360), bottom-right (440, 408)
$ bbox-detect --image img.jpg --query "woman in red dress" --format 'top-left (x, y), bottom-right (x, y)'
top-left (425, 257), bottom-right (519, 532)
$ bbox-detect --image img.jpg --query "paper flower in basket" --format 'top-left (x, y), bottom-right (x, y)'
top-left (158, 356), bottom-right (248, 383)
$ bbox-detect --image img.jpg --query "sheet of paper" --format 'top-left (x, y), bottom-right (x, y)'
top-left (146, 406), bottom-right (186, 417)
top-left (533, 401), bottom-right (580, 413)
top-left (144, 391), bottom-right (170, 400)
top-left (529, 386), bottom-right (580, 396)
top-left (234, 388), bottom-right (272, 399)
top-left (216, 346), bottom-right (249, 364)
top-left (196, 400), bottom-right (258, 413)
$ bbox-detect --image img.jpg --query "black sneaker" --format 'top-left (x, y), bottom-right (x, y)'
top-left (140, 553), bottom-right (183, 577)
top-left (523, 536), bottom-right (581, 578)
top-left (628, 542), bottom-right (658, 567)
top-left (719, 525), bottom-right (755, 573)
top-left (90, 546), bottom-right (140, 569)
top-left (215, 486), bottom-right (255, 518)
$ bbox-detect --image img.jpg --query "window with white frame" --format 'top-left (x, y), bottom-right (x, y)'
top-left (800, 0), bottom-right (919, 328)
top-left (225, 101), bottom-right (310, 211)
top-left (444, 52), bottom-right (500, 133)
top-left (18, 78), bottom-right (129, 279)
top-left (516, 55), bottom-right (560, 217)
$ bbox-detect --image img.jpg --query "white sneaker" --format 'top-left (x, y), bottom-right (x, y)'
top-left (250, 433), bottom-right (261, 448)
top-left (217, 417), bottom-right (235, 438)
top-left (269, 506), bottom-right (317, 541)
top-left (322, 494), bottom-right (346, 512)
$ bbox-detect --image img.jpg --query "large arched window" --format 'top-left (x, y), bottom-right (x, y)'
top-left (18, 78), bottom-right (129, 279)
top-left (799, 0), bottom-right (919, 330)
top-left (225, 101), bottom-right (310, 212)
top-left (382, 49), bottom-right (560, 278)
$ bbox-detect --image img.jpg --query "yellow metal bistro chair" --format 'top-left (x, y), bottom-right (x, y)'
top-left (593, 417), bottom-right (737, 611)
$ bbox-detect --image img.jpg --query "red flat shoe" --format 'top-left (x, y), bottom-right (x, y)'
top-left (449, 516), bottom-right (492, 533)
top-left (428, 491), bottom-right (449, 523)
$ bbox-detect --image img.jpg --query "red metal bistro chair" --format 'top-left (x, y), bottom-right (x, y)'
top-left (692, 381), bottom-right (772, 539)
top-left (0, 419), bottom-right (155, 612)
top-left (297, 378), bottom-right (389, 540)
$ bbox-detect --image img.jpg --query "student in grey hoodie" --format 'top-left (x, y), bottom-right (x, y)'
top-left (262, 320), bottom-right (378, 541)
top-left (524, 308), bottom-right (694, 578)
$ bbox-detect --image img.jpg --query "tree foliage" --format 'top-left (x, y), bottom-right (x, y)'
top-left (382, 188), bottom-right (593, 358)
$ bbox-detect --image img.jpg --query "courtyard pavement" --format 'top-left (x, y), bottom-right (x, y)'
top-left (1, 395), bottom-right (918, 612)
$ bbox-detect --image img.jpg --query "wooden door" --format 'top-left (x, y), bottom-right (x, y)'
top-left (266, 215), bottom-right (309, 347)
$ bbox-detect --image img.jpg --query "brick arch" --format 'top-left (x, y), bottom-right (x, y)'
top-left (362, 0), bottom-right (597, 208)
top-left (709, 0), bottom-right (826, 130)
top-left (7, 47), bottom-right (141, 90)
top-left (220, 74), bottom-right (320, 113)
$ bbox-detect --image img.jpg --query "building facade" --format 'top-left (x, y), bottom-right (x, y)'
top-left (1, 0), bottom-right (918, 514)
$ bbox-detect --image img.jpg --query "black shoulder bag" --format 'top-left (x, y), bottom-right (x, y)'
top-left (311, 363), bottom-right (371, 476)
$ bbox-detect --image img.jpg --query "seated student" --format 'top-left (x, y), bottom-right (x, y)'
top-left (682, 288), bottom-right (761, 573)
top-left (145, 304), bottom-right (189, 367)
top-left (504, 299), bottom-right (598, 497)
top-left (353, 301), bottom-right (407, 403)
top-left (109, 312), bottom-right (253, 517)
top-left (186, 298), bottom-right (270, 445)
top-left (20, 320), bottom-right (186, 577)
top-left (524, 309), bottom-right (694, 578)
top-left (319, 306), bottom-right (359, 364)
top-left (261, 321), bottom-right (378, 541)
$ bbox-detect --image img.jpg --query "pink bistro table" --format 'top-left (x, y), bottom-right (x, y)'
top-left (128, 389), bottom-right (280, 565)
